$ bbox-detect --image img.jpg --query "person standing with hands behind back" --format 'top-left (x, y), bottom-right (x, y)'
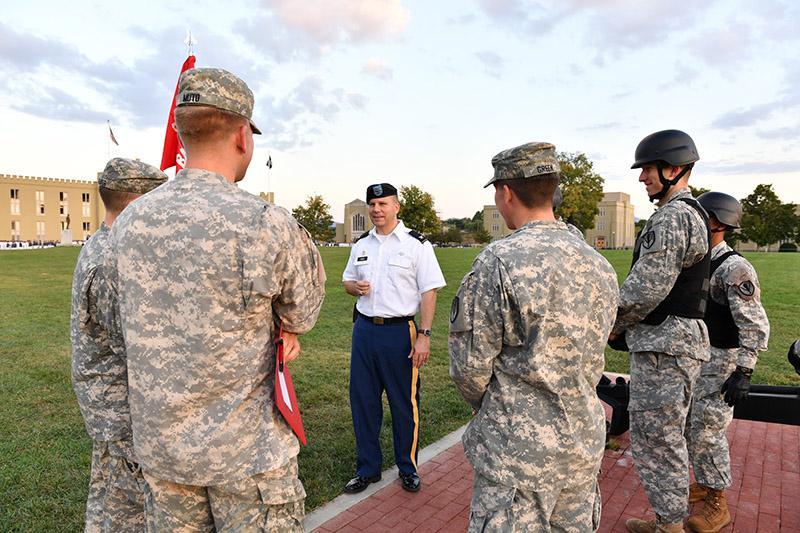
top-left (342, 183), bottom-right (446, 494)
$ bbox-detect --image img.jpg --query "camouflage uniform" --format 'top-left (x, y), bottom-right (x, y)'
top-left (685, 242), bottom-right (769, 490)
top-left (613, 188), bottom-right (710, 525)
top-left (71, 158), bottom-right (166, 532)
top-left (451, 142), bottom-right (619, 532)
top-left (565, 222), bottom-right (585, 240)
top-left (105, 165), bottom-right (325, 530)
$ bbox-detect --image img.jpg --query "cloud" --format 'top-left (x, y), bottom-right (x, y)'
top-left (710, 102), bottom-right (784, 128)
top-left (0, 21), bottom-right (260, 129)
top-left (475, 50), bottom-right (504, 78)
top-left (261, 0), bottom-right (409, 45)
top-left (578, 122), bottom-right (622, 132)
top-left (255, 76), bottom-right (367, 150)
top-left (361, 58), bottom-right (393, 80)
top-left (238, 12), bottom-right (321, 62)
top-left (0, 22), bottom-right (368, 150)
top-left (447, 13), bottom-right (477, 25)
top-left (687, 24), bottom-right (753, 68)
top-left (13, 86), bottom-right (109, 123)
top-left (476, 0), bottom-right (554, 34)
top-left (346, 92), bottom-right (369, 109)
top-left (756, 125), bottom-right (800, 140)
top-left (703, 160), bottom-right (800, 175)
top-left (476, 0), bottom-right (710, 52)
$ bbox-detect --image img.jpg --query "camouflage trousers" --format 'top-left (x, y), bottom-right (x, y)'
top-left (629, 351), bottom-right (701, 525)
top-left (142, 456), bottom-right (305, 532)
top-left (467, 471), bottom-right (601, 532)
top-left (685, 356), bottom-right (737, 491)
top-left (85, 439), bottom-right (148, 533)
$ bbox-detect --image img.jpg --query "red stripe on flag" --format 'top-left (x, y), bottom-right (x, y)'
top-left (160, 54), bottom-right (196, 171)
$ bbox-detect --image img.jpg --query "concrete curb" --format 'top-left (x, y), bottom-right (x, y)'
top-left (303, 424), bottom-right (467, 532)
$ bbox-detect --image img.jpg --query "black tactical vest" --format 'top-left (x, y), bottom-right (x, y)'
top-left (704, 250), bottom-right (741, 349)
top-left (631, 197), bottom-right (711, 326)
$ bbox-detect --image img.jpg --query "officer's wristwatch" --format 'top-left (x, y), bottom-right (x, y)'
top-left (417, 329), bottom-right (432, 337)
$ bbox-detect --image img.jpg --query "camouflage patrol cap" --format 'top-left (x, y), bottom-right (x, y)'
top-left (98, 158), bottom-right (167, 194)
top-left (484, 142), bottom-right (560, 188)
top-left (177, 67), bottom-right (261, 134)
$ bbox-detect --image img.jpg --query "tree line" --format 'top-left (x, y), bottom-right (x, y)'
top-left (291, 151), bottom-right (607, 244)
top-left (290, 154), bottom-right (799, 250)
top-left (685, 184), bottom-right (799, 251)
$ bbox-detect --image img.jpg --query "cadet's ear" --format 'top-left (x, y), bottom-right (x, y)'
top-left (500, 183), bottom-right (514, 206)
top-left (234, 122), bottom-right (249, 154)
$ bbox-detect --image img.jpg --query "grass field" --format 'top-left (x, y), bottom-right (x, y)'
top-left (1, 246), bottom-right (798, 530)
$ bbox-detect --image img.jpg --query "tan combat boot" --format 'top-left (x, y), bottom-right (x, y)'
top-left (625, 518), bottom-right (685, 533)
top-left (689, 482), bottom-right (709, 503)
top-left (686, 489), bottom-right (731, 533)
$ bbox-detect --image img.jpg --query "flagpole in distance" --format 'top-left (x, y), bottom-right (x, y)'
top-left (267, 153), bottom-right (272, 193)
top-left (107, 120), bottom-right (120, 159)
top-left (159, 32), bottom-right (197, 177)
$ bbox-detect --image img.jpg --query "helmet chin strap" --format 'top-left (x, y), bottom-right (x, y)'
top-left (648, 163), bottom-right (692, 202)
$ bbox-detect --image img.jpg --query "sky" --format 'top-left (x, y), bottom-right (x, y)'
top-left (1, 0), bottom-right (799, 221)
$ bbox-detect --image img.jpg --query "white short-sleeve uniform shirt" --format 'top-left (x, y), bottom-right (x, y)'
top-left (342, 220), bottom-right (446, 318)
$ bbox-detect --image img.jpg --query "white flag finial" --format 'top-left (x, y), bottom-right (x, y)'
top-left (184, 30), bottom-right (197, 55)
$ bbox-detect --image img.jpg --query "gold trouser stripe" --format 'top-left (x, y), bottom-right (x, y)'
top-left (408, 321), bottom-right (420, 470)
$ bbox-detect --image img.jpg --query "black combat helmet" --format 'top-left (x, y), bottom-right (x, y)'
top-left (697, 191), bottom-right (742, 229)
top-left (553, 185), bottom-right (563, 210)
top-left (632, 129), bottom-right (700, 202)
top-left (631, 129), bottom-right (699, 169)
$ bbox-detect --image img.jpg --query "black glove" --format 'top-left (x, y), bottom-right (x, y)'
top-left (608, 331), bottom-right (629, 352)
top-left (720, 366), bottom-right (752, 407)
top-left (788, 340), bottom-right (800, 376)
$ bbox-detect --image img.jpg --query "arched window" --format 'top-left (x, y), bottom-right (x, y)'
top-left (353, 213), bottom-right (365, 232)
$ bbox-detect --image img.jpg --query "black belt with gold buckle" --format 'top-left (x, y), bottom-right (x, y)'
top-left (356, 310), bottom-right (415, 325)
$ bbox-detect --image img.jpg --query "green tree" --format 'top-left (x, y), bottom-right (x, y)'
top-left (634, 219), bottom-right (648, 234)
top-left (689, 185), bottom-right (710, 197)
top-left (473, 226), bottom-right (492, 244)
top-left (724, 230), bottom-right (742, 249)
top-left (444, 226), bottom-right (463, 243)
top-left (292, 195), bottom-right (334, 243)
top-left (557, 152), bottom-right (605, 232)
top-left (398, 185), bottom-right (441, 235)
top-left (444, 217), bottom-right (470, 231)
top-left (739, 184), bottom-right (798, 250)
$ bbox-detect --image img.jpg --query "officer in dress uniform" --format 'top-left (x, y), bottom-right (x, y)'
top-left (611, 130), bottom-right (711, 533)
top-left (71, 158), bottom-right (166, 532)
top-left (342, 183), bottom-right (446, 494)
top-left (684, 192), bottom-right (769, 533)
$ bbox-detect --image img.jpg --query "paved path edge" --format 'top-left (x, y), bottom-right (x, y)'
top-left (304, 424), bottom-right (468, 532)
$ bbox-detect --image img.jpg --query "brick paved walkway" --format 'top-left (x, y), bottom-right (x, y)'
top-left (310, 418), bottom-right (800, 532)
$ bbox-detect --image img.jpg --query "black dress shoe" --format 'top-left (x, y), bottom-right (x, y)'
top-left (343, 474), bottom-right (381, 494)
top-left (399, 472), bottom-right (421, 492)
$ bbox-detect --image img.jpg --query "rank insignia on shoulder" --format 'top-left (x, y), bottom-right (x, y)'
top-left (408, 230), bottom-right (427, 243)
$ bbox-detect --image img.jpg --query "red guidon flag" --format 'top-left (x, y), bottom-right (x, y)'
top-left (160, 54), bottom-right (196, 171)
top-left (274, 324), bottom-right (307, 445)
